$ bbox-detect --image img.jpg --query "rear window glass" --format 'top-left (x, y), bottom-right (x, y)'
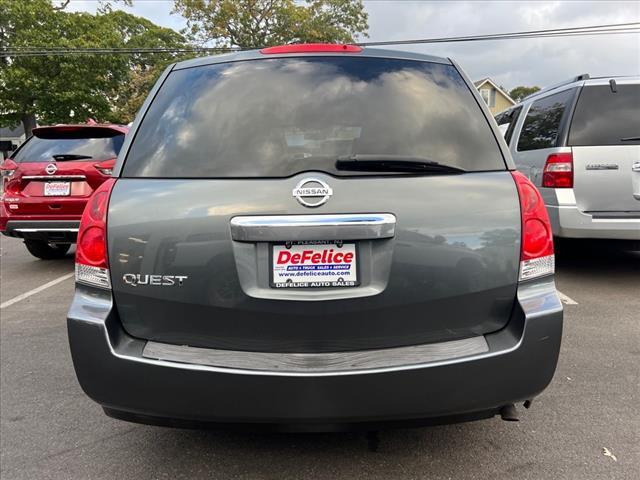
top-left (13, 132), bottom-right (125, 163)
top-left (517, 89), bottom-right (574, 151)
top-left (123, 57), bottom-right (505, 178)
top-left (568, 84), bottom-right (640, 146)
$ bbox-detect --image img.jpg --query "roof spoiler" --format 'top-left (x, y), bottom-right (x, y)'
top-left (32, 125), bottom-right (124, 139)
top-left (524, 74), bottom-right (590, 101)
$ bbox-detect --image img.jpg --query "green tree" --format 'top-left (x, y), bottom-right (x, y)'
top-left (509, 85), bottom-right (541, 102)
top-left (173, 0), bottom-right (369, 48)
top-left (0, 0), bottom-right (185, 135)
top-left (100, 9), bottom-right (189, 122)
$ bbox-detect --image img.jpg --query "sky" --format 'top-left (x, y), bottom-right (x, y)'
top-left (67, 0), bottom-right (640, 92)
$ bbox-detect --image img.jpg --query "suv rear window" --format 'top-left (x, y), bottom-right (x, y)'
top-left (517, 89), bottom-right (575, 151)
top-left (568, 84), bottom-right (640, 146)
top-left (123, 57), bottom-right (505, 178)
top-left (13, 131), bottom-right (125, 163)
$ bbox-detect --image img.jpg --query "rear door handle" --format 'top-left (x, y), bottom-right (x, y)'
top-left (230, 214), bottom-right (396, 242)
top-left (632, 162), bottom-right (640, 172)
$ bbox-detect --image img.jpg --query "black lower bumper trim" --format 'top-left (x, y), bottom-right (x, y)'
top-left (3, 220), bottom-right (80, 243)
top-left (103, 407), bottom-right (500, 432)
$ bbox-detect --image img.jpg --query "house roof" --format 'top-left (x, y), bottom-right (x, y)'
top-left (474, 78), bottom-right (516, 105)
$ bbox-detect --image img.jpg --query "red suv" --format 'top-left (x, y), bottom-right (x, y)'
top-left (1, 123), bottom-right (128, 259)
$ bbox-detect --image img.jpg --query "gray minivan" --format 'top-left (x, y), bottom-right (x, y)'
top-left (67, 44), bottom-right (563, 430)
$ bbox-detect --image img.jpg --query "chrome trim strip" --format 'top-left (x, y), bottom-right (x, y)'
top-left (14, 228), bottom-right (79, 233)
top-left (22, 175), bottom-right (86, 180)
top-left (230, 213), bottom-right (396, 241)
top-left (585, 164), bottom-right (619, 171)
top-left (108, 329), bottom-right (494, 378)
top-left (143, 336), bottom-right (489, 373)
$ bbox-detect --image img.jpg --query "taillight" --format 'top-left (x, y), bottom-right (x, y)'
top-left (94, 160), bottom-right (115, 176)
top-left (542, 153), bottom-right (573, 188)
top-left (95, 166), bottom-right (113, 176)
top-left (75, 178), bottom-right (115, 289)
top-left (511, 171), bottom-right (555, 281)
top-left (1, 159), bottom-right (17, 191)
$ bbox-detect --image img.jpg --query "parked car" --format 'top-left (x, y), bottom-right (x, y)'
top-left (494, 75), bottom-right (640, 244)
top-left (67, 44), bottom-right (563, 431)
top-left (0, 123), bottom-right (128, 259)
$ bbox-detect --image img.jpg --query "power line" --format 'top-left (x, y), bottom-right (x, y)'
top-left (2, 47), bottom-right (238, 57)
top-left (6, 27), bottom-right (639, 55)
top-left (358, 21), bottom-right (640, 46)
top-left (2, 22), bottom-right (639, 57)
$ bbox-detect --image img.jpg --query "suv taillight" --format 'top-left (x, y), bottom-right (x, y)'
top-left (1, 159), bottom-right (18, 191)
top-left (512, 171), bottom-right (554, 281)
top-left (75, 178), bottom-right (115, 289)
top-left (94, 159), bottom-right (115, 176)
top-left (95, 166), bottom-right (113, 176)
top-left (542, 153), bottom-right (573, 188)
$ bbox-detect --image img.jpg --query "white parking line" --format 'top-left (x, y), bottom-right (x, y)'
top-left (557, 290), bottom-right (578, 305)
top-left (0, 272), bottom-right (75, 310)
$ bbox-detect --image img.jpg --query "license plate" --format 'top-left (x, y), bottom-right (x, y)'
top-left (271, 241), bottom-right (358, 288)
top-left (44, 181), bottom-right (70, 196)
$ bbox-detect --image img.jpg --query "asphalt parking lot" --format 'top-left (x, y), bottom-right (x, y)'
top-left (1, 235), bottom-right (638, 480)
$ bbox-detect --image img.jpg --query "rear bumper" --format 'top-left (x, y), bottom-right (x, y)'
top-left (547, 205), bottom-right (640, 240)
top-left (1, 220), bottom-right (79, 243)
top-left (543, 188), bottom-right (640, 240)
top-left (67, 278), bottom-right (563, 430)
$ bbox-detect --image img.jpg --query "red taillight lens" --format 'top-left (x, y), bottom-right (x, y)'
top-left (511, 171), bottom-right (555, 281)
top-left (89, 191), bottom-right (109, 222)
top-left (78, 226), bottom-right (106, 264)
top-left (260, 43), bottom-right (363, 54)
top-left (75, 178), bottom-right (115, 288)
top-left (542, 153), bottom-right (573, 188)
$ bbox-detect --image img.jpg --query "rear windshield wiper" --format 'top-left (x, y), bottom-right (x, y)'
top-left (52, 154), bottom-right (93, 161)
top-left (335, 154), bottom-right (466, 174)
top-left (620, 136), bottom-right (640, 142)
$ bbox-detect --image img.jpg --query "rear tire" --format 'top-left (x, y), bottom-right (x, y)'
top-left (24, 240), bottom-right (71, 260)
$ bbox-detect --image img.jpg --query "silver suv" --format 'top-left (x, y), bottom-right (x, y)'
top-left (67, 44), bottom-right (563, 430)
top-left (495, 75), bottom-right (640, 243)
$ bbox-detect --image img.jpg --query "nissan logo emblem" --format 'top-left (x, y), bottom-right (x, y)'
top-left (292, 178), bottom-right (333, 207)
top-left (45, 163), bottom-right (57, 175)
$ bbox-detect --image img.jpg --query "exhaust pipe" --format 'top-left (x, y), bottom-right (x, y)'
top-left (499, 404), bottom-right (519, 422)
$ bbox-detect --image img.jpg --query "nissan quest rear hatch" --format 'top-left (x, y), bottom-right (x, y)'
top-left (67, 45), bottom-right (563, 430)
